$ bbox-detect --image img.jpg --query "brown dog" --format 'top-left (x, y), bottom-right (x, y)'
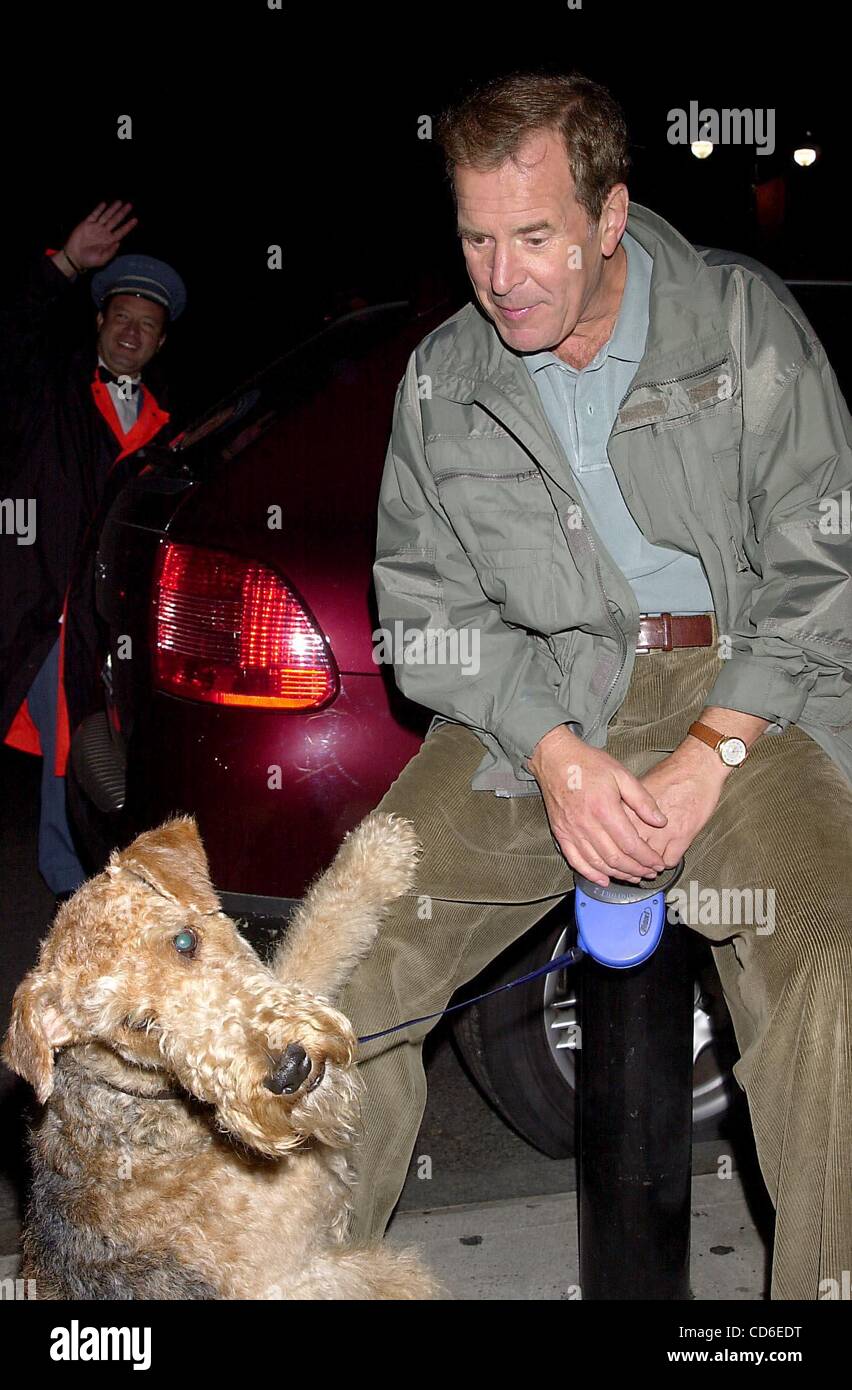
top-left (3, 812), bottom-right (441, 1299)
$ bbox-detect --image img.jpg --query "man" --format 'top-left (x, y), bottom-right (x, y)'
top-left (0, 201), bottom-right (186, 897)
top-left (338, 72), bottom-right (852, 1300)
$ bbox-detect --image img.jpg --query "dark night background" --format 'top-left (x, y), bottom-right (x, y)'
top-left (2, 3), bottom-right (848, 425)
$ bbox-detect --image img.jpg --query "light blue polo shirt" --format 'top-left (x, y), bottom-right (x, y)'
top-left (522, 230), bottom-right (715, 616)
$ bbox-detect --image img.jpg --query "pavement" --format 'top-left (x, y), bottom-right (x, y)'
top-left (384, 1173), bottom-right (769, 1300)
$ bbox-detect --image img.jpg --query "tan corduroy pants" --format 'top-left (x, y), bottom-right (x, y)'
top-left (339, 642), bottom-right (852, 1300)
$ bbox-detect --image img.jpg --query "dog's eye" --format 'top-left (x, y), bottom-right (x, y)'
top-left (173, 930), bottom-right (198, 955)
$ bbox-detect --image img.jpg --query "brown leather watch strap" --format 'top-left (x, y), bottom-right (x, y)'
top-left (687, 720), bottom-right (723, 752)
top-left (636, 612), bottom-right (714, 652)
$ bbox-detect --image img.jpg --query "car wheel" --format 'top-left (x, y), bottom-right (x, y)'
top-left (450, 896), bottom-right (742, 1157)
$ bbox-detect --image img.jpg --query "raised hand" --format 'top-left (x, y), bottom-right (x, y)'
top-left (64, 201), bottom-right (138, 271)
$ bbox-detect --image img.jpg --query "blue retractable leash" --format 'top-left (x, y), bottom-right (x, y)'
top-left (357, 858), bottom-right (685, 1044)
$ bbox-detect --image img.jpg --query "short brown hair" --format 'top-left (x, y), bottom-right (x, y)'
top-left (435, 70), bottom-right (630, 226)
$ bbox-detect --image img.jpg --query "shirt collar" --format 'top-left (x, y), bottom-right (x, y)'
top-left (521, 228), bottom-right (651, 376)
top-left (97, 355), bottom-right (142, 386)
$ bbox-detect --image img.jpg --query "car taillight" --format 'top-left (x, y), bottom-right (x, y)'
top-left (153, 543), bottom-right (338, 709)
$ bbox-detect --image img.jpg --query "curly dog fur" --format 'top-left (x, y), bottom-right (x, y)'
top-left (3, 812), bottom-right (441, 1300)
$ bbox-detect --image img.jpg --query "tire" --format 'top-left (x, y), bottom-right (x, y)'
top-left (450, 895), bottom-right (742, 1158)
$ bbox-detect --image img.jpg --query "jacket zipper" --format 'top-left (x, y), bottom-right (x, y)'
top-left (585, 363), bottom-right (727, 732)
top-left (432, 467), bottom-right (539, 484)
top-left (462, 400), bottom-right (631, 740)
top-left (459, 398), bottom-right (641, 740)
top-left (628, 358), bottom-right (729, 393)
top-left (583, 525), bottom-right (629, 741)
top-left (584, 356), bottom-right (730, 727)
top-left (611, 357), bottom-right (730, 432)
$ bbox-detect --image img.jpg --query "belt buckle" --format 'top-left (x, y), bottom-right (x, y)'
top-left (636, 612), bottom-right (671, 654)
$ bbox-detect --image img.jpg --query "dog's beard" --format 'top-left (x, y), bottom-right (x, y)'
top-left (141, 1011), bottom-right (359, 1156)
top-left (211, 1061), bottom-right (363, 1156)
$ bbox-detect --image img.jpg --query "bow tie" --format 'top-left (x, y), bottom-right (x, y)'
top-left (97, 364), bottom-right (140, 395)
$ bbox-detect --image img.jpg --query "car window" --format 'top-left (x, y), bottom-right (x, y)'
top-left (167, 301), bottom-right (412, 469)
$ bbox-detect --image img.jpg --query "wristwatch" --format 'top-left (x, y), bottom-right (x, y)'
top-left (687, 721), bottom-right (749, 768)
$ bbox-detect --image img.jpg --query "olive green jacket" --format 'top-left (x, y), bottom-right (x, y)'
top-left (374, 202), bottom-right (852, 794)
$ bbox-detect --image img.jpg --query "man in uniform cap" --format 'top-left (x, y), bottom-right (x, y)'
top-left (0, 201), bottom-right (186, 898)
top-left (91, 252), bottom-right (187, 323)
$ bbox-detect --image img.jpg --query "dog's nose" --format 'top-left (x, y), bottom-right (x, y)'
top-left (264, 1042), bottom-right (313, 1095)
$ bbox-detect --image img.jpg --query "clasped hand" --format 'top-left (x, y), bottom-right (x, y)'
top-left (527, 726), bottom-right (727, 887)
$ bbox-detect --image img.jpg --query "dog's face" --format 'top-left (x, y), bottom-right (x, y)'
top-left (2, 818), bottom-right (361, 1155)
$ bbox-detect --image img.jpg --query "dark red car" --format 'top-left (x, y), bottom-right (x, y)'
top-left (70, 292), bottom-right (744, 1154)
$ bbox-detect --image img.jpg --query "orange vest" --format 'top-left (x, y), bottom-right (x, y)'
top-left (4, 369), bottom-right (169, 773)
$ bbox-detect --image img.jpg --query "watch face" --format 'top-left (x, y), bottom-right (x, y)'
top-left (719, 736), bottom-right (747, 766)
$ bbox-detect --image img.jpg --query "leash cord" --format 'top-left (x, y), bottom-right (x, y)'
top-left (357, 945), bottom-right (585, 1044)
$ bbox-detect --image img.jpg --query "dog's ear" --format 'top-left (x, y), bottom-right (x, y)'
top-left (111, 816), bottom-right (220, 913)
top-left (2, 972), bottom-right (76, 1104)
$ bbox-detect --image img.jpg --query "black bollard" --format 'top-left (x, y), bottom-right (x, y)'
top-left (577, 907), bottom-right (694, 1300)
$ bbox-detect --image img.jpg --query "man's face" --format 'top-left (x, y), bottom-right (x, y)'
top-left (96, 294), bottom-right (168, 376)
top-left (455, 128), bottom-right (627, 355)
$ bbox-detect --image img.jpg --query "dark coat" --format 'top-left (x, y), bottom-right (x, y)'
top-left (0, 252), bottom-right (171, 761)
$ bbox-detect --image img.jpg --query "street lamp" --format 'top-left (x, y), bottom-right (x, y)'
top-left (691, 119), bottom-right (714, 159)
top-left (793, 131), bottom-right (819, 167)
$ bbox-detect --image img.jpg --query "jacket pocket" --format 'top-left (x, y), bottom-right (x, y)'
top-left (431, 457), bottom-right (556, 562)
top-left (426, 438), bottom-right (558, 624)
top-left (473, 557), bottom-right (550, 627)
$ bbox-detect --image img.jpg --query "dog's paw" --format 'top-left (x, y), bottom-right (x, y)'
top-left (336, 813), bottom-right (422, 903)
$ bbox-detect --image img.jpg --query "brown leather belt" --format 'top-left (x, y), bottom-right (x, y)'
top-left (636, 612), bottom-right (714, 652)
